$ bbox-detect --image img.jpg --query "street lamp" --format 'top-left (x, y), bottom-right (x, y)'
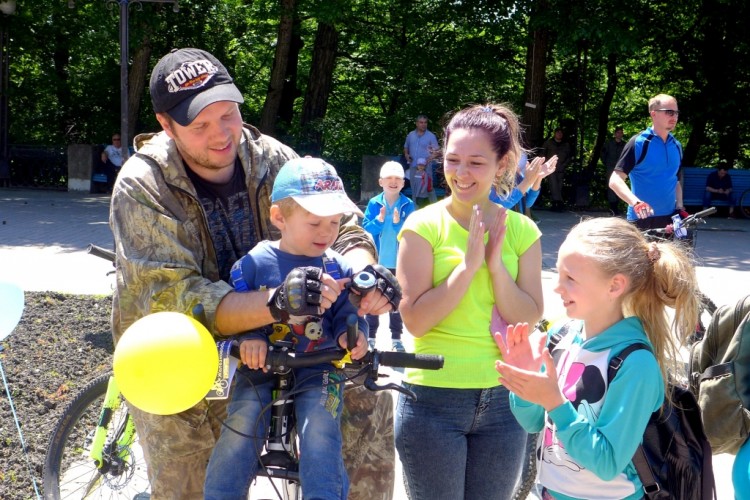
top-left (69, 0), bottom-right (179, 162)
top-left (0, 0), bottom-right (16, 186)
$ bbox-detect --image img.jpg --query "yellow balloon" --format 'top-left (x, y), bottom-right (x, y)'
top-left (113, 311), bottom-right (219, 415)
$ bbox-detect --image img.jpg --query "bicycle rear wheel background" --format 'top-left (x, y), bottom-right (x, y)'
top-left (513, 431), bottom-right (538, 500)
top-left (42, 372), bottom-right (150, 499)
top-left (691, 291), bottom-right (718, 344)
top-left (740, 188), bottom-right (750, 219)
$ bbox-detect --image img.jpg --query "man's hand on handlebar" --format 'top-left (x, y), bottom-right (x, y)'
top-left (338, 330), bottom-right (368, 360)
top-left (349, 264), bottom-right (403, 316)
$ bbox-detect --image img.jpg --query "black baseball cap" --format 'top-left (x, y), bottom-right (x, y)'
top-left (149, 48), bottom-right (244, 126)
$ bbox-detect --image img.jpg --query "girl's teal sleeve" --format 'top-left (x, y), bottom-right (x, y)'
top-left (509, 392), bottom-right (547, 433)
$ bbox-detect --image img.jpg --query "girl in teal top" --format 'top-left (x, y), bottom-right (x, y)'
top-left (395, 103), bottom-right (544, 499)
top-left (497, 217), bottom-right (700, 499)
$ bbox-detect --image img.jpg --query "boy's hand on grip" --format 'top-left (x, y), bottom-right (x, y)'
top-left (268, 266), bottom-right (324, 321)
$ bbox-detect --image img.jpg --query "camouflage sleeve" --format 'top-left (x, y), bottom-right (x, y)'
top-left (332, 213), bottom-right (378, 261)
top-left (110, 160), bottom-right (232, 343)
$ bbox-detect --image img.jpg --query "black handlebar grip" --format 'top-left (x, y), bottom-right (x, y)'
top-left (265, 349), bottom-right (343, 370)
top-left (378, 351), bottom-right (445, 370)
top-left (346, 314), bottom-right (359, 351)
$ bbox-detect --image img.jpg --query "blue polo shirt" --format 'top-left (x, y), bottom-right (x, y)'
top-left (615, 127), bottom-right (682, 220)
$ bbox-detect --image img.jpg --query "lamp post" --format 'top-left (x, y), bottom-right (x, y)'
top-left (0, 0), bottom-right (16, 185)
top-left (70, 0), bottom-right (178, 162)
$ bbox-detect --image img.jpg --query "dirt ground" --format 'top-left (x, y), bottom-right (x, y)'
top-left (0, 292), bottom-right (113, 499)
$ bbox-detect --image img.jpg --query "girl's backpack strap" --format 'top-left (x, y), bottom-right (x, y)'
top-left (606, 343), bottom-right (651, 383)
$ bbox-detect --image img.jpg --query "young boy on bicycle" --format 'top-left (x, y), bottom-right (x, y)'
top-left (204, 157), bottom-right (369, 499)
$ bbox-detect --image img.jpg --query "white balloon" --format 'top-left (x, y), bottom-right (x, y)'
top-left (0, 282), bottom-right (24, 341)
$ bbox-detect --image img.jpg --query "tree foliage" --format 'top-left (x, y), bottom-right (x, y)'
top-left (3, 0), bottom-right (749, 201)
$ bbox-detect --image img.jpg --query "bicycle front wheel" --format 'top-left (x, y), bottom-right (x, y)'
top-left (42, 372), bottom-right (150, 499)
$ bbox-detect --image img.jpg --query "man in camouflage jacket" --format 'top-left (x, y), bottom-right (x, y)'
top-left (111, 47), bottom-right (394, 499)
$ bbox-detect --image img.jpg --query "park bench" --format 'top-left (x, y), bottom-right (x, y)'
top-left (681, 166), bottom-right (750, 217)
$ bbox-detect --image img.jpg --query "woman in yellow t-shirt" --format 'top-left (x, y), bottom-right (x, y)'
top-left (396, 103), bottom-right (544, 499)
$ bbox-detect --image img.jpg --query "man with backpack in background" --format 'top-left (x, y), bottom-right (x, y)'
top-left (609, 94), bottom-right (686, 229)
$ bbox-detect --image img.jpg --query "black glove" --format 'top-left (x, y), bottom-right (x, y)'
top-left (349, 264), bottom-right (402, 310)
top-left (267, 267), bottom-right (324, 322)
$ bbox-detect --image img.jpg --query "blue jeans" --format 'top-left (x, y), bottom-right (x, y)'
top-left (205, 365), bottom-right (348, 500)
top-left (703, 191), bottom-right (737, 208)
top-left (366, 311), bottom-right (403, 340)
top-left (395, 383), bottom-right (526, 500)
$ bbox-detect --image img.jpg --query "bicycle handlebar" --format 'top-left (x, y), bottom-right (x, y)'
top-left (642, 207), bottom-right (716, 239)
top-left (87, 244), bottom-right (116, 263)
top-left (229, 313), bottom-right (444, 400)
top-left (255, 344), bottom-right (444, 371)
top-left (680, 207), bottom-right (716, 227)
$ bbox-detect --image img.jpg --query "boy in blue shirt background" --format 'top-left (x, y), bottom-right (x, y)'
top-left (362, 161), bottom-right (415, 351)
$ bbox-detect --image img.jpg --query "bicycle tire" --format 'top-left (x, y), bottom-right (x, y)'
top-left (740, 188), bottom-right (750, 219)
top-left (513, 432), bottom-right (538, 500)
top-left (251, 476), bottom-right (301, 500)
top-left (690, 291), bottom-right (719, 345)
top-left (42, 372), bottom-right (150, 500)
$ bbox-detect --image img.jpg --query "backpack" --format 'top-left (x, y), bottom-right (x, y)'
top-left (689, 294), bottom-right (750, 455)
top-left (550, 324), bottom-right (715, 500)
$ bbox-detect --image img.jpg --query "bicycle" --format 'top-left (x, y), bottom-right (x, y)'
top-left (42, 245), bottom-right (444, 500)
top-left (640, 207), bottom-right (719, 342)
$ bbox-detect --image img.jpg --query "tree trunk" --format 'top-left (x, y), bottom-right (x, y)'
top-left (299, 21), bottom-right (339, 156)
top-left (128, 36), bottom-right (151, 140)
top-left (259, 0), bottom-right (296, 135)
top-left (683, 105), bottom-right (706, 168)
top-left (587, 53), bottom-right (617, 174)
top-left (521, 2), bottom-right (550, 151)
top-left (53, 41), bottom-right (73, 140)
top-left (277, 19), bottom-right (303, 126)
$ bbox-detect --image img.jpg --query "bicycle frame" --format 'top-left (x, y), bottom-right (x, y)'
top-left (88, 375), bottom-right (137, 471)
top-left (257, 360), bottom-right (300, 483)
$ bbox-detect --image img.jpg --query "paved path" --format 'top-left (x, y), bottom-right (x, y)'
top-left (2, 187), bottom-right (747, 499)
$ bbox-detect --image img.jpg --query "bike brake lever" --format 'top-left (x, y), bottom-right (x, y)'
top-left (364, 378), bottom-right (417, 400)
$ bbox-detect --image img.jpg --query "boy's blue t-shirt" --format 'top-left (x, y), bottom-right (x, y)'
top-left (229, 240), bottom-right (367, 352)
top-left (362, 192), bottom-right (415, 269)
top-left (378, 208), bottom-right (399, 268)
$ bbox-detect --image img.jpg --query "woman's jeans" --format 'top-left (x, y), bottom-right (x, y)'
top-left (395, 383), bottom-right (526, 500)
top-left (205, 365), bottom-right (348, 500)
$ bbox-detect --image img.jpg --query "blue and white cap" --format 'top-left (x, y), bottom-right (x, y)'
top-left (272, 157), bottom-right (363, 217)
